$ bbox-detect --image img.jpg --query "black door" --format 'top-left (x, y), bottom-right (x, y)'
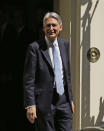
top-left (0, 0), bottom-right (53, 131)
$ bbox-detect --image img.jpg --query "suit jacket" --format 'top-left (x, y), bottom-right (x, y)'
top-left (23, 37), bottom-right (73, 115)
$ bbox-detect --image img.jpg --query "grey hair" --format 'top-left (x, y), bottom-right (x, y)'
top-left (43, 12), bottom-right (62, 26)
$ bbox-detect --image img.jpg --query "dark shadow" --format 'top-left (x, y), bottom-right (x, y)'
top-left (95, 97), bottom-right (104, 128)
top-left (0, 0), bottom-right (53, 131)
top-left (81, 0), bottom-right (92, 127)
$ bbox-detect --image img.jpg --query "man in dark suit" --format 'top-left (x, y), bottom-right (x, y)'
top-left (23, 12), bottom-right (74, 131)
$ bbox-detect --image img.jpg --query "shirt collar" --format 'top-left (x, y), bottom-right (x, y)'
top-left (45, 36), bottom-right (58, 48)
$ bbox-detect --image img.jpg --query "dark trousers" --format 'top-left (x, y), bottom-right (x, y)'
top-left (35, 89), bottom-right (73, 131)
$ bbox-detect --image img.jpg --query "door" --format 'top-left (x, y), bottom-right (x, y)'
top-left (80, 0), bottom-right (104, 129)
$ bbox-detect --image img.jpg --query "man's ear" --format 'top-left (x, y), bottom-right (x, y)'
top-left (60, 25), bottom-right (63, 31)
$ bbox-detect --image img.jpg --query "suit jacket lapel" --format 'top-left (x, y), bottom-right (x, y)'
top-left (58, 38), bottom-right (67, 70)
top-left (40, 40), bottom-right (53, 69)
top-left (41, 49), bottom-right (53, 68)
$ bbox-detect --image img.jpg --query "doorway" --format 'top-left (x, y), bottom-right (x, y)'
top-left (0, 0), bottom-right (53, 131)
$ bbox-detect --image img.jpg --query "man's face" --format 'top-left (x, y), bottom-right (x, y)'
top-left (43, 17), bottom-right (62, 42)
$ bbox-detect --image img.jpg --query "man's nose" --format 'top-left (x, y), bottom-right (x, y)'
top-left (50, 25), bottom-right (54, 30)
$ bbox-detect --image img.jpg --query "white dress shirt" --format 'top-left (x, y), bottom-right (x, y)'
top-left (45, 36), bottom-right (64, 82)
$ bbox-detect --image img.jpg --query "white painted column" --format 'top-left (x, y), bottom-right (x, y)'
top-left (54, 0), bottom-right (70, 41)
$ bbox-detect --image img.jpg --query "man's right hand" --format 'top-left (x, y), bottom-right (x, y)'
top-left (26, 106), bottom-right (37, 124)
